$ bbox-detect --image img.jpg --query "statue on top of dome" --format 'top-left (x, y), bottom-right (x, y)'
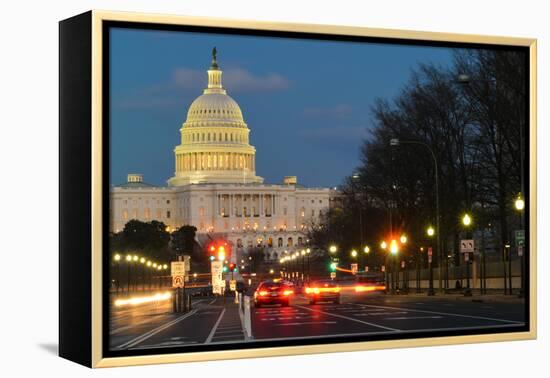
top-left (211, 47), bottom-right (219, 69)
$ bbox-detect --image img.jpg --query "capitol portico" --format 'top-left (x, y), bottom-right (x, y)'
top-left (109, 49), bottom-right (334, 264)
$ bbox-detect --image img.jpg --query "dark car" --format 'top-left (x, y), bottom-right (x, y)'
top-left (305, 279), bottom-right (340, 304)
top-left (253, 281), bottom-right (293, 308)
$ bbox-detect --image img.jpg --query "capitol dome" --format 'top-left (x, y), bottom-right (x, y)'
top-left (168, 48), bottom-right (264, 187)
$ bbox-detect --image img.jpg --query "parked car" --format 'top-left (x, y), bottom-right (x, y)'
top-left (253, 281), bottom-right (294, 308)
top-left (305, 279), bottom-right (340, 304)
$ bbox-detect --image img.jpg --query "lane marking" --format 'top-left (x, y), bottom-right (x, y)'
top-left (358, 304), bottom-right (524, 324)
top-left (205, 308), bottom-right (226, 344)
top-left (114, 309), bottom-right (198, 350)
top-left (295, 305), bottom-right (400, 332)
top-left (386, 316), bottom-right (443, 320)
top-left (276, 321), bottom-right (337, 326)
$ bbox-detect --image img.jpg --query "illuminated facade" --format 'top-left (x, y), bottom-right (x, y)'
top-left (110, 50), bottom-right (333, 263)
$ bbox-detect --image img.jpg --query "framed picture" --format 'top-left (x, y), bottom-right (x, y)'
top-left (59, 10), bottom-right (537, 368)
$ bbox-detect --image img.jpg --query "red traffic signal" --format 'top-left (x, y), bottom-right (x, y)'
top-left (228, 263), bottom-right (236, 272)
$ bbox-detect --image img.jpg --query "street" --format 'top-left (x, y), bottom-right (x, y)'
top-left (109, 291), bottom-right (525, 351)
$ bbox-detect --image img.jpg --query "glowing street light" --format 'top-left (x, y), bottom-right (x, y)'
top-left (350, 249), bottom-right (358, 258)
top-left (426, 226), bottom-right (435, 237)
top-left (462, 213), bottom-right (472, 227)
top-left (133, 255), bottom-right (139, 262)
top-left (380, 241), bottom-right (387, 250)
top-left (329, 245), bottom-right (338, 254)
top-left (363, 246), bottom-right (370, 254)
top-left (515, 193), bottom-right (525, 211)
top-left (400, 235), bottom-right (407, 244)
top-left (390, 240), bottom-right (399, 255)
top-left (114, 254), bottom-right (121, 261)
top-left (126, 254), bottom-right (132, 262)
top-left (140, 257), bottom-right (145, 264)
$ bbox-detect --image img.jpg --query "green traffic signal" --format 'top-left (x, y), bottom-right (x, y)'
top-left (222, 266), bottom-right (228, 273)
top-left (329, 262), bottom-right (337, 272)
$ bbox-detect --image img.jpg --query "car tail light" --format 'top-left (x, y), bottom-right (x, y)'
top-left (283, 290), bottom-right (294, 296)
top-left (258, 290), bottom-right (268, 296)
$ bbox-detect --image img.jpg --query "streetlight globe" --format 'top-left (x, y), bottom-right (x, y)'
top-left (306, 248), bottom-right (311, 254)
top-left (400, 235), bottom-right (407, 244)
top-left (351, 250), bottom-right (358, 258)
top-left (140, 257), bottom-right (145, 264)
top-left (390, 240), bottom-right (399, 255)
top-left (427, 227), bottom-right (435, 237)
top-left (152, 263), bottom-right (157, 268)
top-left (364, 246), bottom-right (370, 254)
top-left (462, 214), bottom-right (472, 227)
top-left (380, 241), bottom-right (387, 250)
top-left (515, 193), bottom-right (525, 211)
top-left (126, 255), bottom-right (132, 262)
top-left (147, 261), bottom-right (151, 266)
top-left (114, 254), bottom-right (121, 261)
top-left (329, 245), bottom-right (337, 253)
top-left (133, 255), bottom-right (138, 261)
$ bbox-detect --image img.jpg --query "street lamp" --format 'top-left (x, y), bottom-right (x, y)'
top-left (400, 235), bottom-right (407, 244)
top-left (462, 213), bottom-right (473, 297)
top-left (113, 254), bottom-right (121, 294)
top-left (515, 192), bottom-right (525, 298)
top-left (391, 138), bottom-right (441, 293)
top-left (351, 249), bottom-right (358, 258)
top-left (329, 245), bottom-right (338, 254)
top-left (426, 227), bottom-right (435, 296)
top-left (380, 241), bottom-right (387, 250)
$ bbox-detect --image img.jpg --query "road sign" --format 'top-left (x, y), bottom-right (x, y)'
top-left (401, 261), bottom-right (405, 268)
top-left (171, 261), bottom-right (185, 276)
top-left (381, 265), bottom-right (385, 272)
top-left (460, 239), bottom-right (475, 253)
top-left (464, 252), bottom-right (470, 262)
top-left (172, 275), bottom-right (184, 288)
top-left (518, 245), bottom-right (524, 257)
top-left (515, 230), bottom-right (525, 246)
top-left (428, 247), bottom-right (433, 256)
top-left (351, 263), bottom-right (358, 274)
top-left (183, 255), bottom-right (191, 271)
top-left (428, 255), bottom-right (432, 263)
top-left (229, 280), bottom-right (237, 291)
top-left (365, 266), bottom-right (369, 273)
top-left (330, 272), bottom-right (336, 279)
top-left (211, 261), bottom-right (224, 294)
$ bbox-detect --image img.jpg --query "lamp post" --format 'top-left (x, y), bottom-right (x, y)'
top-left (125, 254), bottom-right (132, 294)
top-left (515, 193), bottom-right (525, 298)
top-left (363, 246), bottom-right (370, 275)
top-left (416, 247), bottom-right (423, 293)
top-left (113, 254), bottom-right (121, 294)
top-left (390, 239), bottom-right (399, 294)
top-left (139, 257), bottom-right (146, 291)
top-left (400, 235), bottom-right (407, 293)
top-left (462, 214), bottom-right (473, 297)
top-left (391, 138), bottom-right (441, 293)
top-left (426, 227), bottom-right (435, 296)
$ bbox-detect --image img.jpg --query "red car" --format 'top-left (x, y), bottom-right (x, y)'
top-left (253, 281), bottom-right (294, 308)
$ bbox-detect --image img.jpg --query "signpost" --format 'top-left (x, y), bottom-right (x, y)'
top-left (350, 263), bottom-right (358, 275)
top-left (171, 256), bottom-right (191, 313)
top-left (330, 272), bottom-right (336, 279)
top-left (229, 279), bottom-right (237, 291)
top-left (211, 261), bottom-right (224, 295)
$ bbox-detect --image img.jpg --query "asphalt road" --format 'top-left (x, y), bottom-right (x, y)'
top-left (109, 291), bottom-right (526, 351)
top-left (251, 293), bottom-right (525, 340)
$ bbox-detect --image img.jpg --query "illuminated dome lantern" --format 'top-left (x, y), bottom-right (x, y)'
top-left (168, 48), bottom-right (264, 186)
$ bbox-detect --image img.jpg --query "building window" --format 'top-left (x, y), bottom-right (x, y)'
top-left (166, 211), bottom-right (171, 218)
top-left (166, 200), bottom-right (170, 204)
top-left (278, 237), bottom-right (283, 247)
top-left (283, 207), bottom-right (287, 215)
top-left (144, 208), bottom-right (150, 219)
top-left (298, 237), bottom-right (303, 246)
top-left (122, 210), bottom-right (128, 220)
top-left (156, 209), bottom-right (162, 218)
top-left (311, 209), bottom-right (315, 217)
top-left (237, 239), bottom-right (243, 247)
top-left (300, 207), bottom-right (305, 217)
top-left (199, 207), bottom-right (205, 217)
top-left (287, 237), bottom-right (293, 247)
top-left (268, 237), bottom-right (273, 247)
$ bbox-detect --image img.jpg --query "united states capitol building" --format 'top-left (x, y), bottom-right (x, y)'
top-left (110, 50), bottom-right (336, 264)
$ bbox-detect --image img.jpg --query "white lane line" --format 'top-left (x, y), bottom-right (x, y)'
top-left (295, 305), bottom-right (400, 332)
top-left (114, 309), bottom-right (198, 350)
top-left (387, 316), bottom-right (443, 320)
top-left (276, 321), bottom-right (337, 326)
top-left (205, 308), bottom-right (226, 344)
top-left (207, 298), bottom-right (217, 305)
top-left (358, 304), bottom-right (524, 324)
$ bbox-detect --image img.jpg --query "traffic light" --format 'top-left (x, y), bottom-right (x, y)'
top-left (228, 263), bottom-right (236, 272)
top-left (329, 262), bottom-right (337, 272)
top-left (222, 266), bottom-right (228, 273)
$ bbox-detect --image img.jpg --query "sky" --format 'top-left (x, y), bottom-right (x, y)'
top-left (109, 27), bottom-right (454, 188)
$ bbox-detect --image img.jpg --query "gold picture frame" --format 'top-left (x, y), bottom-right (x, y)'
top-left (59, 10), bottom-right (537, 368)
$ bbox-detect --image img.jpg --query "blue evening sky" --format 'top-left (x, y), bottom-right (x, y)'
top-left (109, 28), bottom-right (454, 188)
